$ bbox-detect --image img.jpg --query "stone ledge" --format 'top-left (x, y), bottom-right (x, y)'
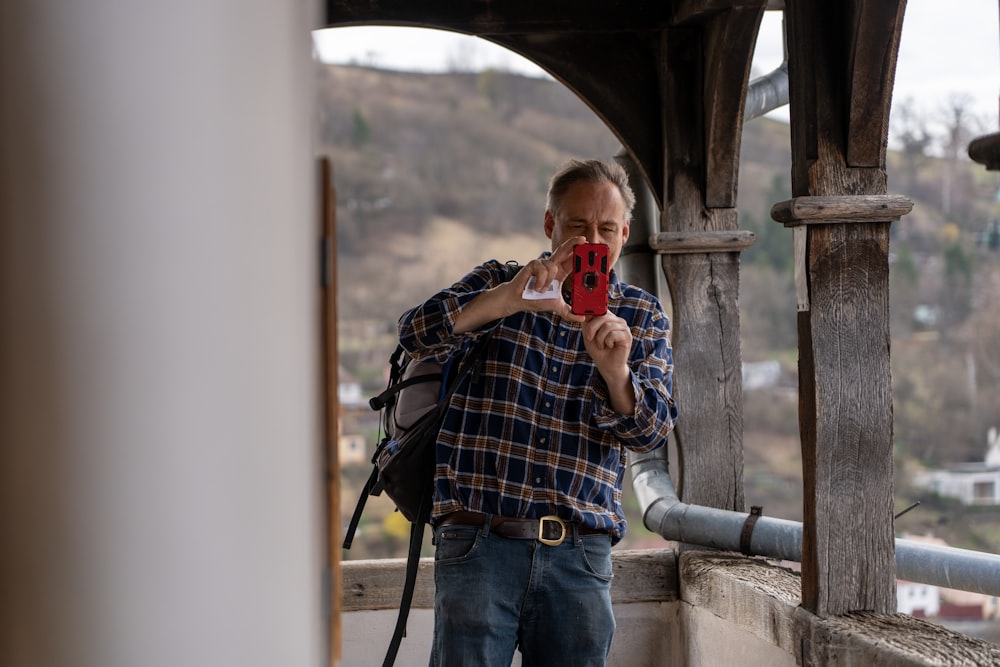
top-left (678, 551), bottom-right (1000, 666)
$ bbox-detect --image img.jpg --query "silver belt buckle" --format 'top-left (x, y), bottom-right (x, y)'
top-left (538, 515), bottom-right (567, 546)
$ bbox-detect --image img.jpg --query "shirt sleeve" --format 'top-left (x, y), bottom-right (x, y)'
top-left (398, 260), bottom-right (509, 363)
top-left (591, 297), bottom-right (679, 453)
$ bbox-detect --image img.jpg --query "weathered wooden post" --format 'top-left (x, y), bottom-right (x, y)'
top-left (655, 8), bottom-right (764, 512)
top-left (778, 0), bottom-right (911, 615)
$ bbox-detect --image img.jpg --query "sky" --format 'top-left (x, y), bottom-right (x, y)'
top-left (313, 1), bottom-right (1000, 132)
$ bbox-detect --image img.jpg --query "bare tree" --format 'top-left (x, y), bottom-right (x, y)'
top-left (937, 94), bottom-right (977, 216)
top-left (445, 38), bottom-right (483, 73)
top-left (891, 97), bottom-right (933, 193)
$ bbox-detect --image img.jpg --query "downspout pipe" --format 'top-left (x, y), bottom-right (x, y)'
top-left (744, 60), bottom-right (788, 121)
top-left (744, 5), bottom-right (789, 121)
top-left (630, 447), bottom-right (1000, 598)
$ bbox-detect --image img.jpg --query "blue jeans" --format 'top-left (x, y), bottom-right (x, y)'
top-left (430, 519), bottom-right (615, 667)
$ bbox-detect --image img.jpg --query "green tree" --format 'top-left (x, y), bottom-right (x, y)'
top-left (889, 244), bottom-right (920, 336)
top-left (351, 108), bottom-right (372, 148)
top-left (742, 174), bottom-right (792, 274)
top-left (892, 97), bottom-right (932, 194)
top-left (942, 240), bottom-right (973, 326)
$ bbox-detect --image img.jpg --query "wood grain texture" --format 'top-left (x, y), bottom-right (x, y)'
top-left (802, 222), bottom-right (896, 615)
top-left (770, 195), bottom-right (912, 225)
top-left (701, 3), bottom-right (767, 208)
top-left (845, 0), bottom-right (906, 167)
top-left (785, 0), bottom-right (899, 616)
top-left (650, 230), bottom-right (756, 253)
top-left (662, 251), bottom-right (745, 512)
top-left (320, 158), bottom-right (342, 665)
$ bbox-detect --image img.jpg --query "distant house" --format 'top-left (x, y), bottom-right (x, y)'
top-left (912, 427), bottom-right (1000, 506)
top-left (338, 368), bottom-right (367, 409)
top-left (338, 431), bottom-right (367, 467)
top-left (741, 360), bottom-right (782, 390)
top-left (939, 587), bottom-right (1000, 621)
top-left (897, 579), bottom-right (940, 618)
top-left (338, 368), bottom-right (370, 466)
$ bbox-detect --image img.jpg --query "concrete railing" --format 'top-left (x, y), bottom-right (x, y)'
top-left (341, 549), bottom-right (1000, 666)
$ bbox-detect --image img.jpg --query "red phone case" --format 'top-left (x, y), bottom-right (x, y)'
top-left (571, 243), bottom-right (609, 316)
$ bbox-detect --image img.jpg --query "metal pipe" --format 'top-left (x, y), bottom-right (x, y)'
top-left (744, 8), bottom-right (789, 121)
top-left (745, 60), bottom-right (788, 121)
top-left (613, 148), bottom-right (660, 293)
top-left (629, 447), bottom-right (1000, 597)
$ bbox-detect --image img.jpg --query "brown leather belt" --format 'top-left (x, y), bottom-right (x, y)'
top-left (437, 510), bottom-right (606, 546)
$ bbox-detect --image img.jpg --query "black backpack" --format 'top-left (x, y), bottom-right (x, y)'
top-left (342, 262), bottom-right (518, 666)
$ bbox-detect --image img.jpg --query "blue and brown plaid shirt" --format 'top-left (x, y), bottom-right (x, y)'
top-left (398, 258), bottom-right (678, 543)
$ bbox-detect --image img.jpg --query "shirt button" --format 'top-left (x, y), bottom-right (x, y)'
top-left (539, 437), bottom-right (546, 444)
top-left (551, 366), bottom-right (558, 373)
top-left (535, 477), bottom-right (542, 484)
top-left (544, 401), bottom-right (551, 408)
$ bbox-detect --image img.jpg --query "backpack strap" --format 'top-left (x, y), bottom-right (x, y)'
top-left (381, 480), bottom-right (432, 667)
top-left (341, 462), bottom-right (380, 550)
top-left (368, 370), bottom-right (444, 410)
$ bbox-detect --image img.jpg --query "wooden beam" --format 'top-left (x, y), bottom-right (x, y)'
top-left (320, 158), bottom-right (342, 666)
top-left (342, 550), bottom-right (679, 611)
top-left (650, 229), bottom-right (756, 253)
top-left (968, 132), bottom-right (1000, 170)
top-left (701, 3), bottom-right (767, 208)
top-left (796, 221), bottom-right (896, 616)
top-left (671, 0), bottom-right (769, 25)
top-left (326, 0), bottom-right (768, 32)
top-left (662, 251), bottom-right (745, 511)
top-left (662, 27), bottom-right (707, 227)
top-left (660, 207), bottom-right (746, 512)
top-left (845, 0), bottom-right (906, 167)
top-left (784, 0), bottom-right (899, 617)
top-left (325, 0), bottom-right (674, 33)
top-left (770, 194), bottom-right (912, 226)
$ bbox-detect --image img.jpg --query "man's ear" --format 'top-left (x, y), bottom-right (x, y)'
top-left (622, 220), bottom-right (630, 243)
top-left (544, 211), bottom-right (555, 239)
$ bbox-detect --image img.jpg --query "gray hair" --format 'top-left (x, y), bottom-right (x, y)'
top-left (545, 158), bottom-right (635, 223)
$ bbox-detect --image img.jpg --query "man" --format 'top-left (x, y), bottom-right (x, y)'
top-left (398, 158), bottom-right (678, 666)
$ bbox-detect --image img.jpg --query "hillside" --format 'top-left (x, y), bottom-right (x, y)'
top-left (322, 64), bottom-right (1000, 556)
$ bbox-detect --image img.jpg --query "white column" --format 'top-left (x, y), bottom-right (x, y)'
top-left (0, 2), bottom-right (323, 666)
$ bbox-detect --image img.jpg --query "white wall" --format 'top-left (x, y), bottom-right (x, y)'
top-left (0, 1), bottom-right (324, 666)
top-left (915, 470), bottom-right (1000, 505)
top-left (897, 582), bottom-right (941, 617)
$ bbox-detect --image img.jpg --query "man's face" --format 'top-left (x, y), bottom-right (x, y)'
top-left (544, 179), bottom-right (630, 269)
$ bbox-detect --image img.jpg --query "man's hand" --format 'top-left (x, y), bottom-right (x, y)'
top-left (582, 312), bottom-right (636, 415)
top-left (508, 236), bottom-right (585, 322)
top-left (452, 237), bottom-right (586, 334)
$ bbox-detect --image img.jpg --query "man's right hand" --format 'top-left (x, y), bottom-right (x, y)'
top-left (453, 237), bottom-right (586, 333)
top-left (506, 237), bottom-right (586, 321)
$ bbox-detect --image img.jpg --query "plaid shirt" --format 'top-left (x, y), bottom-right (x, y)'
top-left (398, 258), bottom-right (678, 543)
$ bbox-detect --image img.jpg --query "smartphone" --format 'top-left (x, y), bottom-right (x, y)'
top-left (571, 243), bottom-right (610, 316)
